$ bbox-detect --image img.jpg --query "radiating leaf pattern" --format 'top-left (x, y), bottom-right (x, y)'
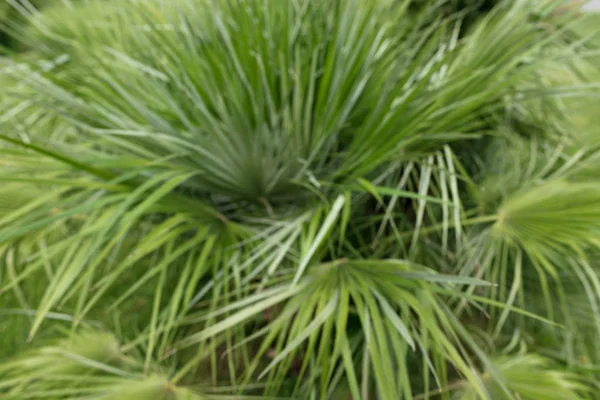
top-left (0, 0), bottom-right (598, 399)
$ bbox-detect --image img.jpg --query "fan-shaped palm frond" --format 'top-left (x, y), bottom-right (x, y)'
top-left (177, 257), bottom-right (499, 398)
top-left (454, 354), bottom-right (592, 400)
top-left (0, 329), bottom-right (238, 399)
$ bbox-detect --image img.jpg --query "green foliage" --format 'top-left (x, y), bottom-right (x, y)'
top-left (0, 0), bottom-right (46, 53)
top-left (455, 354), bottom-right (591, 400)
top-left (0, 0), bottom-right (598, 399)
top-left (0, 330), bottom-right (218, 399)
top-left (410, 0), bottom-right (500, 17)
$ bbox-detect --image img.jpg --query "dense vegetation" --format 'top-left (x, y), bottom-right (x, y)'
top-left (0, 0), bottom-right (599, 398)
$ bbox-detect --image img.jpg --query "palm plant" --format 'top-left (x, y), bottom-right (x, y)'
top-left (0, 0), bottom-right (599, 398)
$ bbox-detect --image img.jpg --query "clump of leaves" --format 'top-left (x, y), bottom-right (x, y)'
top-left (455, 354), bottom-right (591, 400)
top-left (0, 329), bottom-right (221, 399)
top-left (0, 0), bottom-right (56, 53)
top-left (0, 0), bottom-right (598, 399)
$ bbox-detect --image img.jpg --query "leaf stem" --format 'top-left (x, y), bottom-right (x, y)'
top-left (399, 214), bottom-right (498, 240)
top-left (414, 379), bottom-right (468, 399)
